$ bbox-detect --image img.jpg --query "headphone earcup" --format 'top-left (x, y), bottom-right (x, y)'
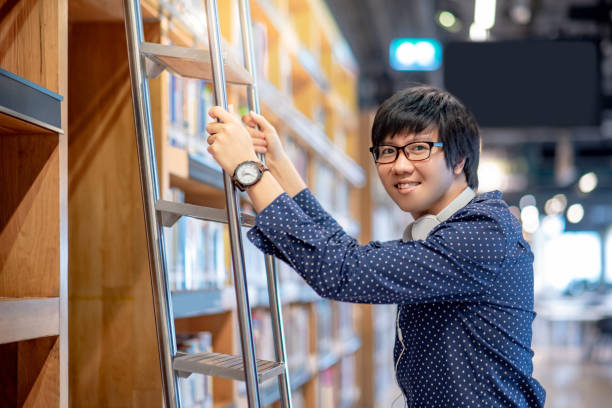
top-left (410, 215), bottom-right (441, 241)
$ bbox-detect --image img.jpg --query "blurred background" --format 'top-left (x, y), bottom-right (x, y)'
top-left (6, 0), bottom-right (608, 406)
top-left (323, 0), bottom-right (612, 406)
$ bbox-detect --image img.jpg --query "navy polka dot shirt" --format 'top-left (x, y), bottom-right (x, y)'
top-left (248, 189), bottom-right (546, 407)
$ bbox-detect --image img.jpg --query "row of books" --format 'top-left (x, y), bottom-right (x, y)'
top-left (315, 300), bottom-right (334, 356)
top-left (168, 74), bottom-right (219, 169)
top-left (319, 355), bottom-right (357, 407)
top-left (177, 332), bottom-right (213, 408)
top-left (334, 301), bottom-right (356, 341)
top-left (283, 305), bottom-right (311, 371)
top-left (249, 15), bottom-right (293, 96)
top-left (241, 225), bottom-right (269, 290)
top-left (312, 159), bottom-right (351, 225)
top-left (180, 310), bottom-right (357, 406)
top-left (163, 187), bottom-right (330, 293)
top-left (164, 188), bottom-right (227, 290)
top-left (237, 305), bottom-right (310, 397)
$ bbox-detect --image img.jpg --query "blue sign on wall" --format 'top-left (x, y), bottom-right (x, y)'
top-left (390, 38), bottom-right (442, 71)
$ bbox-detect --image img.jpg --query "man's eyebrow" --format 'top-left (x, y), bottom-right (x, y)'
top-left (382, 134), bottom-right (435, 144)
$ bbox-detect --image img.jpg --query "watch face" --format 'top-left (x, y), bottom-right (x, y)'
top-left (236, 162), bottom-right (260, 185)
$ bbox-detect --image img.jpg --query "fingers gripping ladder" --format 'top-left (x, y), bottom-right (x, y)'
top-left (122, 0), bottom-right (293, 406)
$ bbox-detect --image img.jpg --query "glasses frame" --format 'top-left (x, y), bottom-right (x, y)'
top-left (369, 141), bottom-right (444, 164)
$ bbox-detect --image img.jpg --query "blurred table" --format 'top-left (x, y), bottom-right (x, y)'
top-left (535, 293), bottom-right (612, 361)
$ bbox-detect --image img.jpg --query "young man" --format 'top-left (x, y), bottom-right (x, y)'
top-left (206, 86), bottom-right (546, 407)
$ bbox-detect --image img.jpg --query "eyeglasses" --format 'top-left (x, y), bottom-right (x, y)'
top-left (369, 141), bottom-right (443, 164)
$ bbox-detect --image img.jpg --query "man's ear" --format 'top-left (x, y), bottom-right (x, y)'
top-left (453, 157), bottom-right (467, 175)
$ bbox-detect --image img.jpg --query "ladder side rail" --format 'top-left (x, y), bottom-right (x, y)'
top-left (204, 0), bottom-right (262, 406)
top-left (237, 1), bottom-right (293, 407)
top-left (122, 1), bottom-right (181, 407)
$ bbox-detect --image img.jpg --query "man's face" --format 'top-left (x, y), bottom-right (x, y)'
top-left (376, 128), bottom-right (465, 219)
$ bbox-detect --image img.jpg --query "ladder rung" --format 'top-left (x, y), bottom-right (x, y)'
top-left (156, 200), bottom-right (255, 228)
top-left (140, 42), bottom-right (254, 85)
top-left (174, 352), bottom-right (285, 382)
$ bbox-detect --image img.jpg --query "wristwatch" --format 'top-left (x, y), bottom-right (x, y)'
top-left (232, 160), bottom-right (269, 191)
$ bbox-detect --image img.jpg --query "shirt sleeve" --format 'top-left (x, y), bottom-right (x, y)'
top-left (246, 188), bottom-right (356, 264)
top-left (291, 188), bottom-right (357, 246)
top-left (248, 192), bottom-right (509, 305)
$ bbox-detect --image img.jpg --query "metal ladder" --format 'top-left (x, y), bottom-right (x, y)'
top-left (122, 0), bottom-right (293, 406)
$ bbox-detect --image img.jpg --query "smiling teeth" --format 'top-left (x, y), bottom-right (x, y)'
top-left (397, 183), bottom-right (419, 189)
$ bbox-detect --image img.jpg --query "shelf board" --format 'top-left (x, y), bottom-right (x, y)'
top-left (0, 68), bottom-right (63, 134)
top-left (188, 153), bottom-right (225, 191)
top-left (172, 287), bottom-right (234, 319)
top-left (0, 297), bottom-right (60, 344)
top-left (0, 108), bottom-right (61, 135)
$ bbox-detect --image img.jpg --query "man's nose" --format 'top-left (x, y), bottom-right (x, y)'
top-left (391, 150), bottom-right (415, 173)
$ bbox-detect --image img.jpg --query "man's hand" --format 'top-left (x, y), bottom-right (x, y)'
top-left (206, 106), bottom-right (259, 175)
top-left (242, 111), bottom-right (287, 164)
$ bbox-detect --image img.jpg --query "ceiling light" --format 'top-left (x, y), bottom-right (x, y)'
top-left (474, 0), bottom-right (497, 29)
top-left (469, 23), bottom-right (489, 41)
top-left (438, 11), bottom-right (457, 28)
top-left (544, 194), bottom-right (568, 215)
top-left (578, 172), bottom-right (598, 193)
top-left (519, 194), bottom-right (536, 209)
top-left (521, 205), bottom-right (540, 233)
top-left (541, 214), bottom-right (564, 237)
top-left (510, 4), bottom-right (531, 24)
top-left (567, 203), bottom-right (585, 224)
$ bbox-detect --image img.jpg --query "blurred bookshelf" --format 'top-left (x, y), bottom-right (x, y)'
top-left (68, 0), bottom-right (365, 406)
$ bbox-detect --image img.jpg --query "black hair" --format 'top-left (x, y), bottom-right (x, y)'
top-left (371, 85), bottom-right (480, 189)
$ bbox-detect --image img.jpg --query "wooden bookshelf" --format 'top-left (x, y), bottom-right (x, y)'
top-left (0, 0), bottom-right (68, 406)
top-left (67, 0), bottom-right (363, 406)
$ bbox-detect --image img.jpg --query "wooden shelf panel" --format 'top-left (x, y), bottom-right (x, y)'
top-left (0, 68), bottom-right (63, 134)
top-left (0, 298), bottom-right (60, 344)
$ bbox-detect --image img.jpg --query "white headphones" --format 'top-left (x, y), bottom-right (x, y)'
top-left (402, 186), bottom-right (476, 242)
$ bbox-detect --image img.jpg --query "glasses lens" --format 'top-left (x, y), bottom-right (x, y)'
top-left (375, 146), bottom-right (398, 163)
top-left (405, 142), bottom-right (431, 161)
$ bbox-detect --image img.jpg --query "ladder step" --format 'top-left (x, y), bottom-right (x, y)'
top-left (140, 42), bottom-right (253, 85)
top-left (155, 199), bottom-right (255, 228)
top-left (174, 352), bottom-right (285, 382)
